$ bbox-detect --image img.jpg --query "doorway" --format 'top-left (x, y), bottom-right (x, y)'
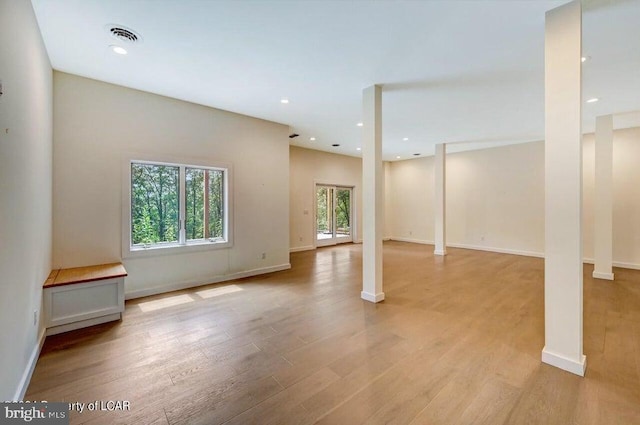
top-left (316, 185), bottom-right (353, 247)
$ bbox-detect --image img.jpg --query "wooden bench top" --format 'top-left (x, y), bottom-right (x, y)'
top-left (44, 263), bottom-right (127, 288)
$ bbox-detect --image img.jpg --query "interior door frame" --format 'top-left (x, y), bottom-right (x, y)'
top-left (313, 181), bottom-right (356, 248)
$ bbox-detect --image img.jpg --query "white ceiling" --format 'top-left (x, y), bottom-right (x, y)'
top-left (31, 0), bottom-right (640, 160)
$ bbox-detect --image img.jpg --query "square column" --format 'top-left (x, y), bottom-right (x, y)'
top-left (434, 143), bottom-right (447, 256)
top-left (593, 115), bottom-right (614, 280)
top-left (542, 0), bottom-right (586, 376)
top-left (361, 85), bottom-right (385, 303)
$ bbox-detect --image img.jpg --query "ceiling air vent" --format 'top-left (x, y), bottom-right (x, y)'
top-left (106, 25), bottom-right (142, 44)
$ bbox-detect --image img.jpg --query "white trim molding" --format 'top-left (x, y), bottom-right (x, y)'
top-left (542, 346), bottom-right (587, 377)
top-left (612, 261), bottom-right (640, 271)
top-left (361, 291), bottom-right (385, 303)
top-left (446, 242), bottom-right (545, 259)
top-left (290, 245), bottom-right (315, 253)
top-left (125, 263), bottom-right (291, 300)
top-left (583, 257), bottom-right (640, 271)
top-left (389, 238), bottom-right (640, 272)
top-left (47, 314), bottom-right (121, 337)
top-left (14, 329), bottom-right (46, 401)
top-left (592, 271), bottom-right (614, 280)
top-left (390, 237), bottom-right (434, 245)
top-left (388, 238), bottom-right (544, 259)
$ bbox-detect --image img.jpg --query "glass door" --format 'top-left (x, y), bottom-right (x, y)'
top-left (316, 185), bottom-right (353, 246)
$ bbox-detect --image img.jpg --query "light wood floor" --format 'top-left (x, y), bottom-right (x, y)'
top-left (26, 242), bottom-right (640, 424)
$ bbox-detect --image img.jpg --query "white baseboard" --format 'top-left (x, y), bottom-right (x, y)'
top-left (389, 238), bottom-right (640, 270)
top-left (125, 263), bottom-right (291, 300)
top-left (14, 328), bottom-right (46, 401)
top-left (389, 237), bottom-right (434, 245)
top-left (612, 261), bottom-right (640, 270)
top-left (389, 238), bottom-right (545, 259)
top-left (592, 271), bottom-right (615, 280)
top-left (361, 291), bottom-right (385, 303)
top-left (613, 261), bottom-right (640, 270)
top-left (542, 347), bottom-right (586, 377)
top-left (290, 245), bottom-right (315, 253)
top-left (583, 257), bottom-right (640, 271)
top-left (446, 242), bottom-right (545, 258)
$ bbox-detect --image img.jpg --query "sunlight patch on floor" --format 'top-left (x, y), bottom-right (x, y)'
top-left (138, 294), bottom-right (195, 312)
top-left (196, 284), bottom-right (243, 299)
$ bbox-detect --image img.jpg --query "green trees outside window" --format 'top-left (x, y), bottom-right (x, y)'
top-left (185, 168), bottom-right (225, 240)
top-left (336, 188), bottom-right (350, 233)
top-left (130, 161), bottom-right (227, 248)
top-left (316, 187), bottom-right (330, 233)
top-left (131, 163), bottom-right (179, 245)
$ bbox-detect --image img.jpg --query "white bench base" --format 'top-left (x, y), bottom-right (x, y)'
top-left (46, 313), bottom-right (122, 336)
top-left (44, 277), bottom-right (124, 335)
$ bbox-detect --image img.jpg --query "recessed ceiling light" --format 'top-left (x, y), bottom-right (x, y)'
top-left (310, 137), bottom-right (316, 141)
top-left (332, 144), bottom-right (340, 147)
top-left (357, 122), bottom-right (363, 127)
top-left (396, 156), bottom-right (401, 159)
top-left (110, 45), bottom-right (127, 55)
top-left (586, 97), bottom-right (599, 103)
top-left (280, 99), bottom-right (289, 104)
top-left (403, 137), bottom-right (409, 141)
top-left (356, 147), bottom-right (361, 151)
top-left (581, 56), bottom-right (590, 63)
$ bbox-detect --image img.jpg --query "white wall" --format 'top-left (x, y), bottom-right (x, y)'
top-left (388, 128), bottom-right (640, 268)
top-left (388, 141), bottom-right (546, 254)
top-left (584, 127), bottom-right (640, 267)
top-left (289, 146), bottom-right (363, 250)
top-left (384, 161), bottom-right (393, 240)
top-left (447, 142), bottom-right (545, 256)
top-left (53, 72), bottom-right (290, 298)
top-left (387, 155), bottom-right (435, 244)
top-left (0, 0), bottom-right (52, 400)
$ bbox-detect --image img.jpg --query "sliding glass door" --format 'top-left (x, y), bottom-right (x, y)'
top-left (316, 185), bottom-right (353, 246)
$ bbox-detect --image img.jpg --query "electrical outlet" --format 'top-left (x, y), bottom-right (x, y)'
top-left (409, 230), bottom-right (412, 236)
top-left (299, 236), bottom-right (303, 242)
top-left (261, 252), bottom-right (266, 260)
top-left (33, 310), bottom-right (38, 326)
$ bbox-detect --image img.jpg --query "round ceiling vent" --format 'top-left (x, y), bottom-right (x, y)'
top-left (106, 24), bottom-right (142, 44)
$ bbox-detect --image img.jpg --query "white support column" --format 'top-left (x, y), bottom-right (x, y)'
top-left (434, 143), bottom-right (447, 256)
top-left (593, 115), bottom-right (615, 281)
top-left (542, 0), bottom-right (586, 376)
top-left (361, 85), bottom-right (385, 303)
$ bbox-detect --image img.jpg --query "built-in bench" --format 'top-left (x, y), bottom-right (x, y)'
top-left (43, 263), bottom-right (127, 336)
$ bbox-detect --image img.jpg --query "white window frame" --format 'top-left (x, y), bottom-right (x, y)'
top-left (122, 154), bottom-right (233, 258)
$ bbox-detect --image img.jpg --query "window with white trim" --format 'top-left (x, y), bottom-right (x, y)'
top-left (127, 160), bottom-right (231, 255)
